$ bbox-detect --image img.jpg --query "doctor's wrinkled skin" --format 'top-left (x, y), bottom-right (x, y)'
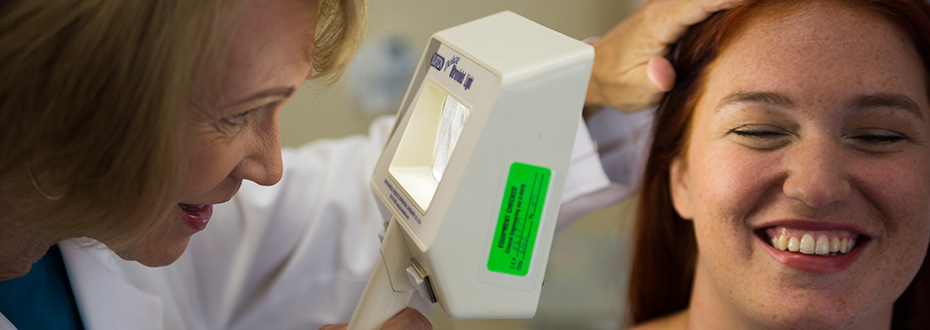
top-left (0, 0), bottom-right (747, 329)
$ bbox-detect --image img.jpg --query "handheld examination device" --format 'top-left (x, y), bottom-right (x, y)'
top-left (347, 11), bottom-right (594, 329)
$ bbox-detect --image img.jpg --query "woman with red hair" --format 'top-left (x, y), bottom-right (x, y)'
top-left (630, 0), bottom-right (930, 329)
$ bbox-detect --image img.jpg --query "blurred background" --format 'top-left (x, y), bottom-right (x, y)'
top-left (280, 0), bottom-right (645, 328)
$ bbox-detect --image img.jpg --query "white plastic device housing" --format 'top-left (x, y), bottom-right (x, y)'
top-left (357, 10), bottom-right (593, 325)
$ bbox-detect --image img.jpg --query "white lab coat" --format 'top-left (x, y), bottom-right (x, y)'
top-left (0, 111), bottom-right (652, 330)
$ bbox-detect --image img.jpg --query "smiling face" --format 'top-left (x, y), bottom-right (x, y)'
top-left (669, 2), bottom-right (930, 329)
top-left (113, 0), bottom-right (318, 266)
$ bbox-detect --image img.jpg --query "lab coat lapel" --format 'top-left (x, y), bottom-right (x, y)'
top-left (59, 239), bottom-right (164, 330)
top-left (0, 313), bottom-right (14, 330)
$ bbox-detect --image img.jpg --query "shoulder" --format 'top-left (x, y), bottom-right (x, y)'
top-left (627, 310), bottom-right (688, 330)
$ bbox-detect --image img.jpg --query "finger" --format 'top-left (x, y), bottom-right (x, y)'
top-left (645, 0), bottom-right (748, 44)
top-left (318, 323), bottom-right (347, 330)
top-left (608, 64), bottom-right (665, 113)
top-left (675, 0), bottom-right (747, 26)
top-left (382, 308), bottom-right (432, 330)
top-left (647, 56), bottom-right (676, 92)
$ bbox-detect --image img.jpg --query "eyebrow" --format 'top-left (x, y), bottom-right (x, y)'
top-left (716, 92), bottom-right (795, 112)
top-left (226, 86), bottom-right (296, 108)
top-left (716, 92), bottom-right (925, 119)
top-left (847, 93), bottom-right (923, 119)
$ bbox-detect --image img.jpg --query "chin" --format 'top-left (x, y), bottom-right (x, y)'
top-left (112, 235), bottom-right (193, 267)
top-left (110, 204), bottom-right (205, 266)
top-left (755, 294), bottom-right (887, 330)
top-left (0, 264), bottom-right (33, 281)
top-left (769, 312), bottom-right (856, 330)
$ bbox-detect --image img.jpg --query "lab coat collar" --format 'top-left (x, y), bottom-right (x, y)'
top-left (0, 313), bottom-right (13, 330)
top-left (59, 238), bottom-right (164, 330)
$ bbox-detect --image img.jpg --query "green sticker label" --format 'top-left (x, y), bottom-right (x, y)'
top-left (487, 162), bottom-right (551, 276)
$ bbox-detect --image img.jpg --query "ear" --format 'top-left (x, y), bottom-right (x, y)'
top-left (669, 156), bottom-right (694, 220)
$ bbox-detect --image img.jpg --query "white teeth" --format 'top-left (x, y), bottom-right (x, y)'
top-left (771, 232), bottom-right (859, 255)
top-left (815, 235), bottom-right (830, 255)
top-left (777, 235), bottom-right (789, 251)
top-left (799, 233), bottom-right (815, 254)
top-left (788, 236), bottom-right (800, 252)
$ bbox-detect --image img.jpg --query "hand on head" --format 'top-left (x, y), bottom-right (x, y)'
top-left (586, 0), bottom-right (746, 112)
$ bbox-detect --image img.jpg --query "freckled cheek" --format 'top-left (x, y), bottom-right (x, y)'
top-left (854, 158), bottom-right (930, 287)
top-left (690, 148), bottom-right (770, 226)
top-left (858, 159), bottom-right (930, 238)
top-left (687, 148), bottom-right (772, 266)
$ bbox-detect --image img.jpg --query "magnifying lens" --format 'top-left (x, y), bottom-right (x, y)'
top-left (348, 11), bottom-right (593, 329)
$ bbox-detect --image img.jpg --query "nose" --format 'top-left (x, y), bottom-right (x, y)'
top-left (231, 116), bottom-right (284, 186)
top-left (782, 134), bottom-right (851, 208)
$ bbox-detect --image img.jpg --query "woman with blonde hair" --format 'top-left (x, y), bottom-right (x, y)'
top-left (630, 0), bottom-right (930, 329)
top-left (0, 0), bottom-right (743, 328)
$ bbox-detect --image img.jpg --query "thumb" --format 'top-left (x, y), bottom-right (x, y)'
top-left (383, 308), bottom-right (432, 330)
top-left (647, 56), bottom-right (676, 92)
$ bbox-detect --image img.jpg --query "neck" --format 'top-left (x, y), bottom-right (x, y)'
top-left (0, 203), bottom-right (57, 281)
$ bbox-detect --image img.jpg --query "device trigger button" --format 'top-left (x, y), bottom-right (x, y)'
top-left (406, 266), bottom-right (429, 300)
top-left (378, 230), bottom-right (386, 243)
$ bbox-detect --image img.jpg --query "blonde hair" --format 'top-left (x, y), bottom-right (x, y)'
top-left (316, 0), bottom-right (368, 83)
top-left (0, 0), bottom-right (367, 250)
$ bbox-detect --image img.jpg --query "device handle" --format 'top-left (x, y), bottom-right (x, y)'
top-left (347, 227), bottom-right (414, 330)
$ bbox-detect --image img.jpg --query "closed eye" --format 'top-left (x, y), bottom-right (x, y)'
top-left (224, 104), bottom-right (268, 127)
top-left (846, 129), bottom-right (909, 154)
top-left (849, 134), bottom-right (905, 144)
top-left (728, 125), bottom-right (793, 150)
top-left (731, 129), bottom-right (786, 138)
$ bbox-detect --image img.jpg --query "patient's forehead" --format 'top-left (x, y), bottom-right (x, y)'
top-left (699, 1), bottom-right (927, 113)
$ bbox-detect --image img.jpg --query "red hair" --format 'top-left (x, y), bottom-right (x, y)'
top-left (629, 0), bottom-right (930, 327)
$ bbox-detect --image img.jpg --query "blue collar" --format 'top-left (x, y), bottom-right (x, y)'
top-left (0, 244), bottom-right (85, 330)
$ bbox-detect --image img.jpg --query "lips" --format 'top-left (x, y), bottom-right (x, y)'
top-left (177, 203), bottom-right (213, 231)
top-left (755, 221), bottom-right (871, 274)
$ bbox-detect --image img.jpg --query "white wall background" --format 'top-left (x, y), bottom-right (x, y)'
top-left (280, 0), bottom-right (645, 148)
